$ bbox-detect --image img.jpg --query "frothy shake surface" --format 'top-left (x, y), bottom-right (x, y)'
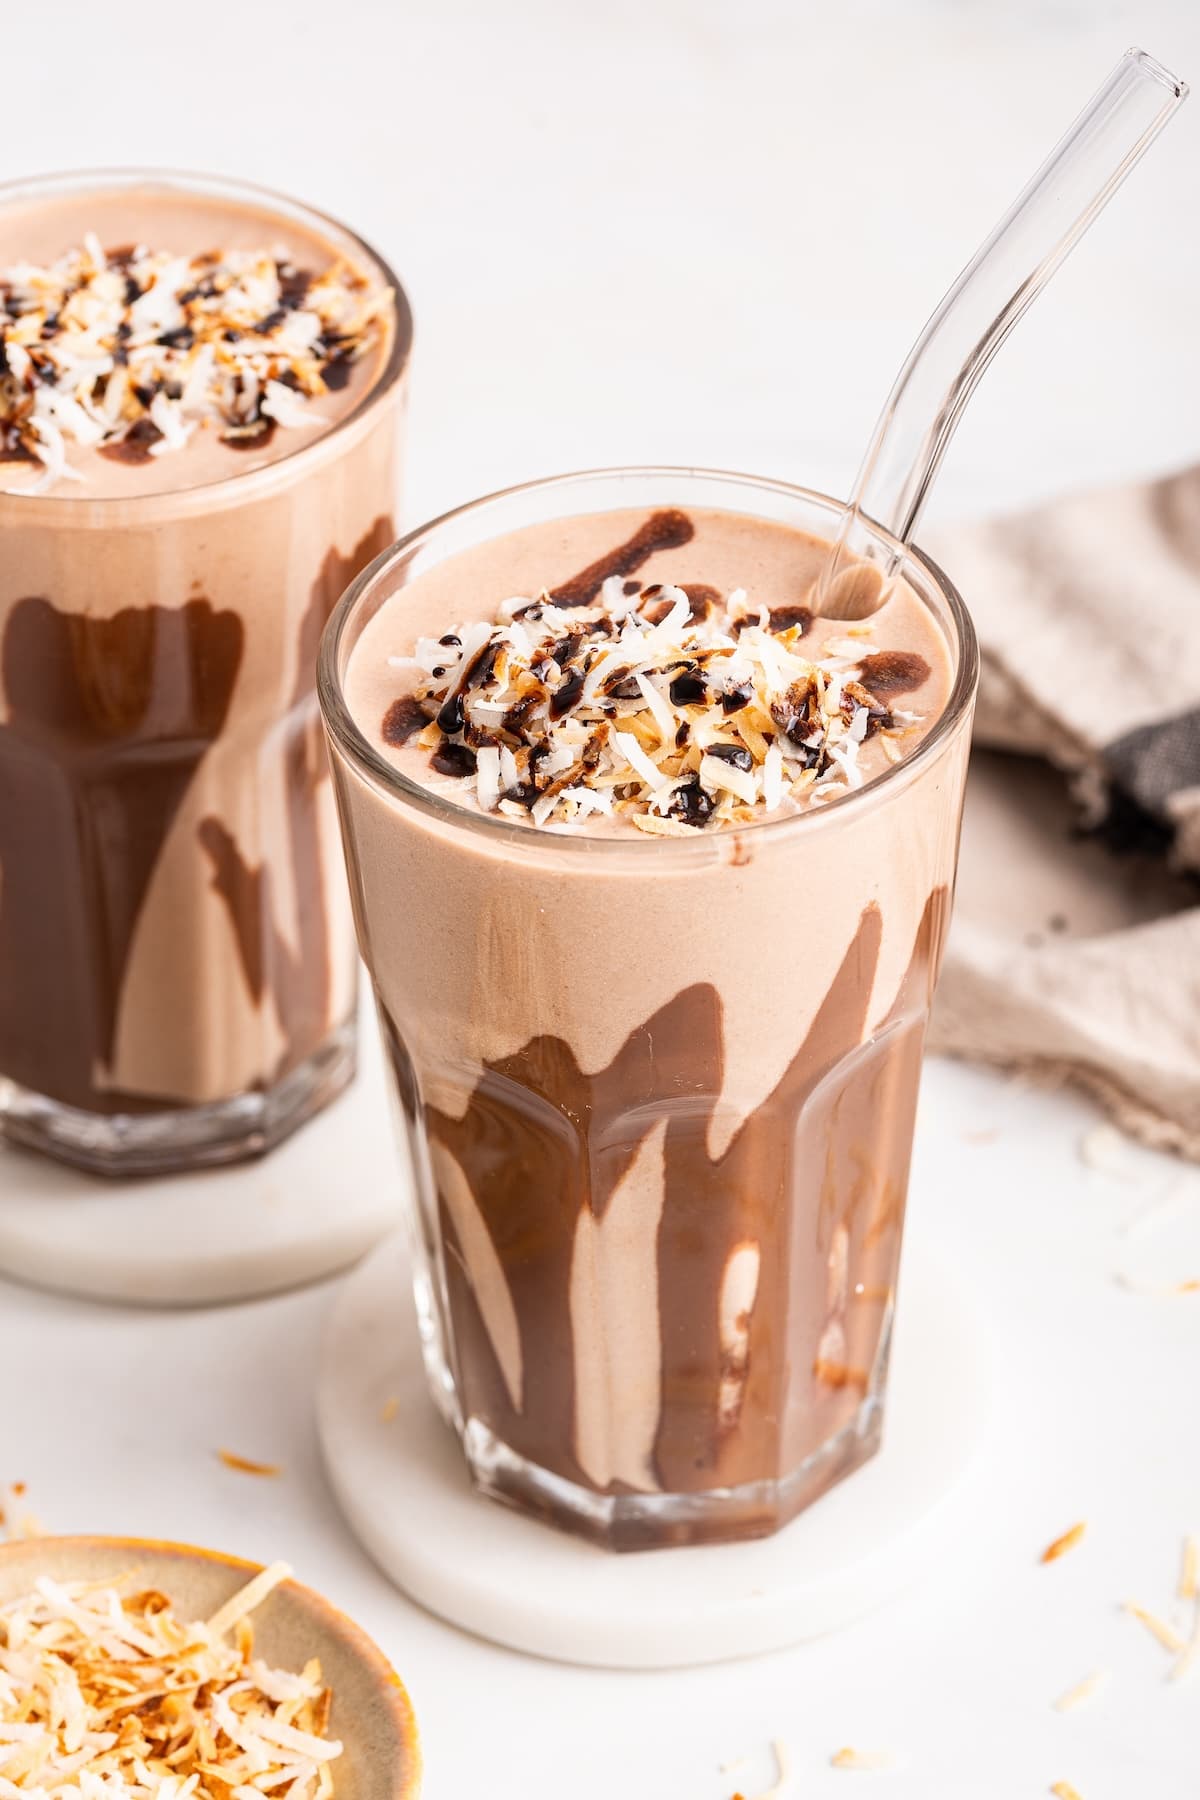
top-left (0, 186), bottom-right (393, 497)
top-left (346, 505), bottom-right (953, 834)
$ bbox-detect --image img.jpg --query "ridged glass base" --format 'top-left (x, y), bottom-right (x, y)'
top-left (459, 1398), bottom-right (886, 1551)
top-left (0, 1020), bottom-right (356, 1178)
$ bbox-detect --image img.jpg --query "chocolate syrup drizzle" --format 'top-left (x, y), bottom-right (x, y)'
top-left (199, 514), bottom-right (394, 1079)
top-left (400, 889), bottom-right (948, 1533)
top-left (548, 509), bottom-right (695, 608)
top-left (0, 515), bottom-right (392, 1116)
top-left (0, 598), bottom-right (243, 1111)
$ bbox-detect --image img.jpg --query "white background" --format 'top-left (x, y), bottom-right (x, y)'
top-left (3, 1), bottom-right (1200, 1795)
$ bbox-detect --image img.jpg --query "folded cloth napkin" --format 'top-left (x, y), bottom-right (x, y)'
top-left (925, 462), bottom-right (1200, 1158)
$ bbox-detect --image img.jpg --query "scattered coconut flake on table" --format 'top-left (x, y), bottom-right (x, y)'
top-left (1078, 1123), bottom-right (1125, 1173)
top-left (1053, 1669), bottom-right (1110, 1712)
top-left (217, 1449), bottom-right (282, 1478)
top-left (1112, 1272), bottom-right (1200, 1297)
top-left (830, 1747), bottom-right (896, 1771)
top-left (379, 1396), bottom-right (400, 1425)
top-left (1180, 1535), bottom-right (1198, 1601)
top-left (1117, 1180), bottom-right (1192, 1240)
top-left (1050, 1783), bottom-right (1084, 1800)
top-left (1041, 1522), bottom-right (1086, 1564)
top-left (721, 1741), bottom-right (791, 1799)
top-left (1123, 1601), bottom-right (1186, 1654)
top-left (0, 1560), bottom-right (345, 1800)
top-left (0, 1482), bottom-right (42, 1544)
top-left (1169, 1609), bottom-right (1200, 1685)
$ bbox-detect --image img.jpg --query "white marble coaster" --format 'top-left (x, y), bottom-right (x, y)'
top-left (317, 1231), bottom-right (993, 1667)
top-left (0, 1029), bottom-right (405, 1307)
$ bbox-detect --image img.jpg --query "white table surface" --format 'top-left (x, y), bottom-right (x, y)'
top-left (4, 1), bottom-right (1200, 1794)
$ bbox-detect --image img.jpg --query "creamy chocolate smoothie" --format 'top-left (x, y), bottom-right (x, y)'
top-left (321, 470), bottom-right (976, 1548)
top-left (0, 172), bottom-right (411, 1174)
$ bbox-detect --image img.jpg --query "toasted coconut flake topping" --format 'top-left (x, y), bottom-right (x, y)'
top-left (0, 1562), bottom-right (344, 1800)
top-left (1, 239), bottom-right (388, 491)
top-left (388, 585), bottom-right (922, 831)
top-left (1041, 1522), bottom-right (1086, 1564)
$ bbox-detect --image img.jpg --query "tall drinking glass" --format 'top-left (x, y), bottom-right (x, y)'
top-left (0, 170), bottom-right (411, 1174)
top-left (320, 468), bottom-right (977, 1549)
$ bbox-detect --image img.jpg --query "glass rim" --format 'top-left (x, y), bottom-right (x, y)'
top-left (0, 165), bottom-right (413, 511)
top-left (318, 464), bottom-right (980, 858)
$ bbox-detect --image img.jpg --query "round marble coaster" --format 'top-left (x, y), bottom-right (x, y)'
top-left (317, 1232), bottom-right (993, 1668)
top-left (0, 1029), bottom-right (405, 1308)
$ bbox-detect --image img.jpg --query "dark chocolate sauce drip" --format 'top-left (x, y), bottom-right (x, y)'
top-left (414, 891), bottom-right (949, 1518)
top-left (382, 695), bottom-right (429, 746)
top-left (861, 650), bottom-right (931, 698)
top-left (768, 604), bottom-right (813, 635)
top-left (199, 514), bottom-right (394, 1079)
top-left (430, 742), bottom-right (478, 779)
top-left (0, 598), bottom-right (244, 1111)
top-left (549, 669), bottom-right (585, 720)
top-left (683, 584), bottom-right (720, 623)
top-left (548, 510), bottom-right (695, 608)
top-left (220, 418), bottom-right (278, 453)
top-left (99, 418), bottom-right (165, 464)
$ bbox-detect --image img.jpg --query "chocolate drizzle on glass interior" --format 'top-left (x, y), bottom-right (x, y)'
top-left (324, 474), bottom-right (977, 1551)
top-left (0, 170), bottom-right (411, 1176)
top-left (383, 509), bottom-right (932, 835)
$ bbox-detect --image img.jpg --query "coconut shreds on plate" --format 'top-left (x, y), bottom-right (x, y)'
top-left (0, 238), bottom-right (389, 492)
top-left (388, 579), bottom-right (923, 832)
top-left (0, 1562), bottom-right (343, 1800)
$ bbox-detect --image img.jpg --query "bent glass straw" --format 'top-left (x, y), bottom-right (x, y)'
top-left (813, 47), bottom-right (1187, 619)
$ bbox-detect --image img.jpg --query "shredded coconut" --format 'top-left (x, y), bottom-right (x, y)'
top-left (0, 1564), bottom-right (343, 1800)
top-left (216, 1451), bottom-right (281, 1479)
top-left (1041, 1522), bottom-right (1086, 1564)
top-left (830, 1747), bottom-right (896, 1771)
top-left (1123, 1600), bottom-right (1186, 1653)
top-left (388, 583), bottom-right (916, 831)
top-left (1, 238), bottom-right (388, 490)
top-left (1053, 1669), bottom-right (1109, 1712)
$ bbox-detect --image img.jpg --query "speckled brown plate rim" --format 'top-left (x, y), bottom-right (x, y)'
top-left (0, 1536), bottom-right (421, 1800)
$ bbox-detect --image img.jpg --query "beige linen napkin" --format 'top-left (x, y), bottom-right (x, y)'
top-left (925, 463), bottom-right (1200, 1157)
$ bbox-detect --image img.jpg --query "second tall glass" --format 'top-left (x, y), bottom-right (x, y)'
top-left (321, 468), bottom-right (977, 1550)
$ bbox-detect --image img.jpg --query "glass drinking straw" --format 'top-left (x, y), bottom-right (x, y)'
top-left (813, 47), bottom-right (1187, 619)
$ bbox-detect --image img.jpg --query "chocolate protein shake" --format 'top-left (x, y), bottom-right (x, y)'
top-left (0, 171), bottom-right (410, 1174)
top-left (321, 469), bottom-right (977, 1549)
